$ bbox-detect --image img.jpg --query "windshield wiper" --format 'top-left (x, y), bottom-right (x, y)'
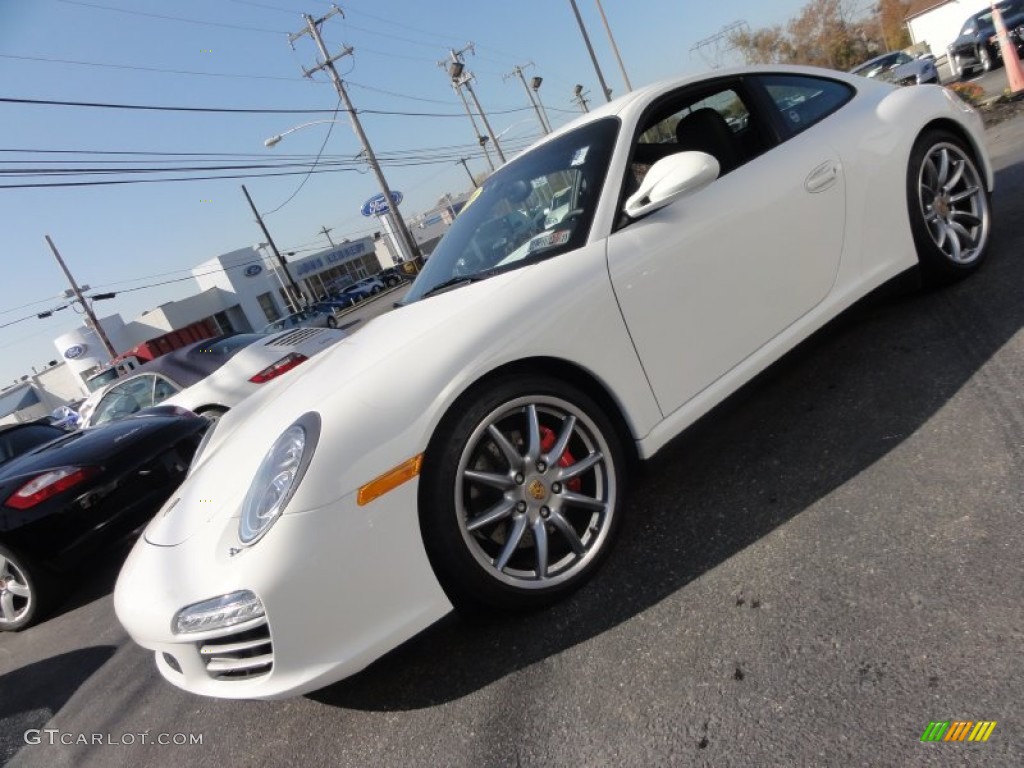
top-left (419, 271), bottom-right (494, 299)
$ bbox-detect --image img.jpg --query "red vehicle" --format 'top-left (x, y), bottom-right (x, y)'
top-left (84, 321), bottom-right (216, 392)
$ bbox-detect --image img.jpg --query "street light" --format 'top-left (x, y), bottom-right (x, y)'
top-left (264, 119), bottom-right (345, 148)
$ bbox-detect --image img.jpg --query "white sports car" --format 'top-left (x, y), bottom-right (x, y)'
top-left (79, 329), bottom-right (345, 427)
top-left (114, 65), bottom-right (992, 699)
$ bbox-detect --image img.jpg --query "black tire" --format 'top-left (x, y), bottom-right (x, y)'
top-left (906, 129), bottom-right (991, 286)
top-left (420, 375), bottom-right (626, 613)
top-left (0, 544), bottom-right (47, 631)
top-left (326, 315), bottom-right (338, 328)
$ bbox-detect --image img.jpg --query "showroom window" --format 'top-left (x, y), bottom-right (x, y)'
top-left (257, 292), bottom-right (281, 323)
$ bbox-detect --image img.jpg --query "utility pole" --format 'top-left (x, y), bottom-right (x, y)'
top-left (291, 7), bottom-right (421, 263)
top-left (458, 158), bottom-right (479, 188)
top-left (593, 0), bottom-right (632, 92)
top-left (452, 83), bottom-right (494, 171)
top-left (572, 84), bottom-right (591, 113)
top-left (44, 235), bottom-right (117, 359)
top-left (567, 0), bottom-right (613, 102)
top-left (445, 45), bottom-right (506, 164)
top-left (531, 77), bottom-right (553, 133)
top-left (318, 225), bottom-right (336, 248)
top-left (505, 63), bottom-right (550, 134)
top-left (241, 184), bottom-right (307, 309)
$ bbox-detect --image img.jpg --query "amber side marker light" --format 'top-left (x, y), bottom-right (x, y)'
top-left (357, 454), bottom-right (423, 506)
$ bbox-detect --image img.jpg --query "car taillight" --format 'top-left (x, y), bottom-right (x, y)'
top-left (249, 352), bottom-right (309, 384)
top-left (6, 466), bottom-right (99, 510)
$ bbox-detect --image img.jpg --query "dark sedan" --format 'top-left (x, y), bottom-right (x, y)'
top-left (0, 412), bottom-right (208, 630)
top-left (948, 0), bottom-right (1024, 79)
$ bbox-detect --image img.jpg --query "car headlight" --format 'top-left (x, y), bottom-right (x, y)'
top-left (173, 590), bottom-right (265, 634)
top-left (238, 412), bottom-right (320, 545)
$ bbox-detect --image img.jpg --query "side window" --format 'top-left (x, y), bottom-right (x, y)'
top-left (621, 82), bottom-right (766, 219)
top-left (153, 377), bottom-right (179, 404)
top-left (93, 380), bottom-right (145, 425)
top-left (757, 74), bottom-right (855, 139)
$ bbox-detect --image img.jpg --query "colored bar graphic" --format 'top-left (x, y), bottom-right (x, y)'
top-left (968, 722), bottom-right (997, 742)
top-left (944, 721), bottom-right (973, 741)
top-left (921, 720), bottom-right (996, 742)
top-left (921, 722), bottom-right (950, 742)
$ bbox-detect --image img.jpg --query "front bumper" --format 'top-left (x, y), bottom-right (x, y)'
top-left (114, 480), bottom-right (452, 699)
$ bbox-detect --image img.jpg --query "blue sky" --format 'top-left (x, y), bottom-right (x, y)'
top-left (1, 0), bottom-right (811, 386)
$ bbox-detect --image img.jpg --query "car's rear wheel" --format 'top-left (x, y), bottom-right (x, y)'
top-left (420, 375), bottom-right (625, 612)
top-left (0, 545), bottom-right (44, 632)
top-left (326, 315), bottom-right (338, 328)
top-left (906, 130), bottom-right (991, 284)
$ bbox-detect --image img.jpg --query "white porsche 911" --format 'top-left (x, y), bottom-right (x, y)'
top-left (115, 65), bottom-right (992, 699)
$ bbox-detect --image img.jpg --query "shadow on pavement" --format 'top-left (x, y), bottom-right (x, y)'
top-left (0, 646), bottom-right (116, 765)
top-left (309, 156), bottom-right (1024, 712)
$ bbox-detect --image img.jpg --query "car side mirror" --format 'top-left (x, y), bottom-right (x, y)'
top-left (623, 151), bottom-right (720, 219)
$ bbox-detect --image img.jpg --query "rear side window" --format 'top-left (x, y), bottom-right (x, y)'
top-left (757, 74), bottom-right (854, 139)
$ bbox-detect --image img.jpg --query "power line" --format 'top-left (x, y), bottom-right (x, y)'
top-left (0, 95), bottom-right (534, 117)
top-left (262, 97), bottom-right (344, 215)
top-left (56, 0), bottom-right (286, 34)
top-left (0, 53), bottom-right (305, 81)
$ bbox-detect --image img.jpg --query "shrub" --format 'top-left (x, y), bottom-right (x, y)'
top-left (946, 82), bottom-right (986, 106)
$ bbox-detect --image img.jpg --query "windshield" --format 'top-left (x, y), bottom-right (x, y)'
top-left (0, 424), bottom-right (66, 465)
top-left (403, 117), bottom-right (619, 303)
top-left (85, 368), bottom-right (120, 392)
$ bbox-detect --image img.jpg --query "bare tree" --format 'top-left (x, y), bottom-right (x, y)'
top-left (731, 0), bottom-right (886, 70)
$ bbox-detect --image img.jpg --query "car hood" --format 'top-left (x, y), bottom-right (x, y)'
top-left (149, 269), bottom-right (528, 547)
top-left (199, 270), bottom-right (524, 461)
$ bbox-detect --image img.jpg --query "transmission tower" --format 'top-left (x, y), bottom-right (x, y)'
top-left (690, 20), bottom-right (749, 70)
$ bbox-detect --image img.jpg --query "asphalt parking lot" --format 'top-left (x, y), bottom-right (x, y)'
top-left (3, 113), bottom-right (1024, 767)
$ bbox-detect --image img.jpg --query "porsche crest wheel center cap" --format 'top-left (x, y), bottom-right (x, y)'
top-left (527, 479), bottom-right (548, 501)
top-left (934, 196), bottom-right (950, 219)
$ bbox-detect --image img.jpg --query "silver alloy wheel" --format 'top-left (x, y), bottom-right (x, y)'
top-left (979, 46), bottom-right (992, 72)
top-left (454, 395), bottom-right (617, 589)
top-left (0, 553), bottom-right (32, 627)
top-left (917, 142), bottom-right (990, 265)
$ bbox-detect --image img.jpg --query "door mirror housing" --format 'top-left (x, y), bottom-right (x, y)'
top-left (624, 151), bottom-right (720, 219)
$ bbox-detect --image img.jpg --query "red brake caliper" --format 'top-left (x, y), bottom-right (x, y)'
top-left (539, 426), bottom-right (582, 492)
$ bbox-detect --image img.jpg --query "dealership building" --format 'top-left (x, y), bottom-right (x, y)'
top-left (49, 235), bottom-right (385, 392)
top-left (2, 189), bottom-right (470, 423)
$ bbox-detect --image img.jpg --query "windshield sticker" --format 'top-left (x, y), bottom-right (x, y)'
top-left (528, 229), bottom-right (571, 252)
top-left (570, 146), bottom-right (590, 167)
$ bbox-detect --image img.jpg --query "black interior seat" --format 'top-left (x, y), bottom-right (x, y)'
top-left (674, 108), bottom-right (742, 175)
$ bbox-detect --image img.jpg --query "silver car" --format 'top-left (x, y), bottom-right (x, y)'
top-left (849, 51), bottom-right (939, 86)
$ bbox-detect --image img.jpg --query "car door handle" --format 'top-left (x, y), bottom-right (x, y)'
top-left (805, 161), bottom-right (839, 193)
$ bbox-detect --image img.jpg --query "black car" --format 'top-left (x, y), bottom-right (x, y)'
top-left (0, 412), bottom-right (208, 630)
top-left (948, 0), bottom-right (1024, 79)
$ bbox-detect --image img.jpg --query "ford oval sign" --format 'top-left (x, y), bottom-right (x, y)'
top-left (360, 190), bottom-right (403, 217)
top-left (244, 264), bottom-right (263, 277)
top-left (64, 344), bottom-right (87, 360)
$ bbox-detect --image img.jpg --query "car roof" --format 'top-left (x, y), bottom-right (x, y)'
top-left (110, 334), bottom-right (257, 388)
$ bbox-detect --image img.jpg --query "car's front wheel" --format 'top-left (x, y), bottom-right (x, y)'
top-left (979, 45), bottom-right (993, 73)
top-left (420, 375), bottom-right (625, 612)
top-left (906, 129), bottom-right (991, 284)
top-left (0, 545), bottom-right (43, 631)
top-left (326, 315), bottom-right (338, 328)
